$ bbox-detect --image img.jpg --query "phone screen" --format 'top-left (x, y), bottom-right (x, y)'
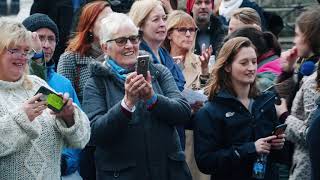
top-left (136, 55), bottom-right (150, 78)
top-left (35, 86), bottom-right (65, 112)
top-left (272, 124), bottom-right (287, 136)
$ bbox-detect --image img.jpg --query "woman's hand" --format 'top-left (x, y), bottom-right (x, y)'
top-left (124, 72), bottom-right (147, 109)
top-left (190, 101), bottom-right (204, 113)
top-left (51, 93), bottom-right (75, 127)
top-left (270, 133), bottom-right (286, 150)
top-left (139, 71), bottom-right (155, 100)
top-left (23, 93), bottom-right (47, 121)
top-left (280, 46), bottom-right (298, 72)
top-left (254, 136), bottom-right (277, 154)
top-left (275, 98), bottom-right (288, 118)
top-left (200, 44), bottom-right (213, 75)
top-left (160, 0), bottom-right (173, 12)
top-left (30, 32), bottom-right (42, 53)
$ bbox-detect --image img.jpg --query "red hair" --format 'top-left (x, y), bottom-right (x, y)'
top-left (66, 1), bottom-right (109, 56)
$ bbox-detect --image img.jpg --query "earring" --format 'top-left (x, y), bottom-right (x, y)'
top-left (86, 31), bottom-right (94, 43)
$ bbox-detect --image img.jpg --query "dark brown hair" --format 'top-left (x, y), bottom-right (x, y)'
top-left (296, 7), bottom-right (320, 55)
top-left (296, 7), bottom-right (320, 91)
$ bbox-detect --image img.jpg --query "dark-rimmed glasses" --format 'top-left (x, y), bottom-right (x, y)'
top-left (172, 27), bottom-right (199, 35)
top-left (7, 48), bottom-right (35, 59)
top-left (106, 35), bottom-right (141, 47)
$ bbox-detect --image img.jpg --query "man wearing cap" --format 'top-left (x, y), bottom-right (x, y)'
top-left (186, 0), bottom-right (226, 56)
top-left (22, 13), bottom-right (83, 180)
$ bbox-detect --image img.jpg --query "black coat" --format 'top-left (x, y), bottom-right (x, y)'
top-left (194, 14), bottom-right (227, 56)
top-left (82, 62), bottom-right (192, 180)
top-left (194, 90), bottom-right (283, 180)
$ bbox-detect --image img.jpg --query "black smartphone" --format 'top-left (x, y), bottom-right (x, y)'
top-left (136, 55), bottom-right (150, 79)
top-left (272, 124), bottom-right (287, 136)
top-left (35, 86), bottom-right (66, 113)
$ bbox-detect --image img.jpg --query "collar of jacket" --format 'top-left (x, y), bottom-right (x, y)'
top-left (46, 64), bottom-right (55, 80)
top-left (213, 88), bottom-right (277, 110)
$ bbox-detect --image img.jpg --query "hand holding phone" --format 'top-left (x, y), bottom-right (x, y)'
top-left (272, 124), bottom-right (287, 136)
top-left (23, 93), bottom-right (48, 121)
top-left (136, 55), bottom-right (150, 79)
top-left (35, 86), bottom-right (66, 113)
top-left (269, 124), bottom-right (287, 150)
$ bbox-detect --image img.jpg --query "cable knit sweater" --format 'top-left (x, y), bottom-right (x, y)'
top-left (0, 75), bottom-right (90, 180)
top-left (285, 72), bottom-right (319, 180)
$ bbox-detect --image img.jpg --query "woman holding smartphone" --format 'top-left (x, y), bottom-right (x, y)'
top-left (194, 37), bottom-right (286, 180)
top-left (82, 13), bottom-right (192, 180)
top-left (0, 19), bottom-right (90, 179)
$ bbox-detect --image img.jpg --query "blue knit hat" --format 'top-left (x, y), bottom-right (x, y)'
top-left (22, 13), bottom-right (59, 43)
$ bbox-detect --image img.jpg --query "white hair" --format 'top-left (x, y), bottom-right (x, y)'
top-left (99, 12), bottom-right (139, 45)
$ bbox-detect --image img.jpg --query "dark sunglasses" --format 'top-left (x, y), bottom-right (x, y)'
top-left (106, 35), bottom-right (141, 47)
top-left (173, 27), bottom-right (199, 34)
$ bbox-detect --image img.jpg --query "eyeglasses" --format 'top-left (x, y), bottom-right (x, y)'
top-left (106, 35), bottom-right (141, 47)
top-left (173, 27), bottom-right (198, 34)
top-left (7, 48), bottom-right (35, 59)
top-left (38, 35), bottom-right (56, 44)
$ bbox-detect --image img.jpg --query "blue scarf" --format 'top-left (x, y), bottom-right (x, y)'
top-left (106, 58), bottom-right (133, 81)
top-left (140, 40), bottom-right (186, 91)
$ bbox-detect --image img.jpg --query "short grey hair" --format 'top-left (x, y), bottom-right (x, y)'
top-left (99, 12), bottom-right (139, 45)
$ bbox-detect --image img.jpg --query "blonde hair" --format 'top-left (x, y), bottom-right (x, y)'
top-left (0, 18), bottom-right (33, 88)
top-left (163, 10), bottom-right (198, 63)
top-left (129, 0), bottom-right (167, 28)
top-left (205, 37), bottom-right (258, 100)
top-left (231, 7), bottom-right (261, 27)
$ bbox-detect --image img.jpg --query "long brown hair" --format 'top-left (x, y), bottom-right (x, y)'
top-left (206, 37), bottom-right (259, 101)
top-left (66, 1), bottom-right (109, 56)
top-left (296, 7), bottom-right (320, 91)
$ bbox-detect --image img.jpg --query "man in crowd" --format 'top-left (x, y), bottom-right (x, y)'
top-left (186, 0), bottom-right (226, 56)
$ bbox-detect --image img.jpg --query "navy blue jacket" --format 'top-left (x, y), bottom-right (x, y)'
top-left (194, 89), bottom-right (283, 180)
top-left (307, 98), bottom-right (320, 180)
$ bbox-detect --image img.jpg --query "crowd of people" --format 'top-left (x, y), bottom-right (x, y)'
top-left (0, 0), bottom-right (320, 180)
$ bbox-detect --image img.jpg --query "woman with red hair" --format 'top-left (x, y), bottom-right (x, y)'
top-left (57, 1), bottom-right (112, 104)
top-left (57, 1), bottom-right (112, 180)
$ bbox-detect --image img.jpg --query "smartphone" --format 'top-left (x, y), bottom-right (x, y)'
top-left (35, 86), bottom-right (66, 113)
top-left (136, 55), bottom-right (150, 79)
top-left (272, 124), bottom-right (287, 136)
